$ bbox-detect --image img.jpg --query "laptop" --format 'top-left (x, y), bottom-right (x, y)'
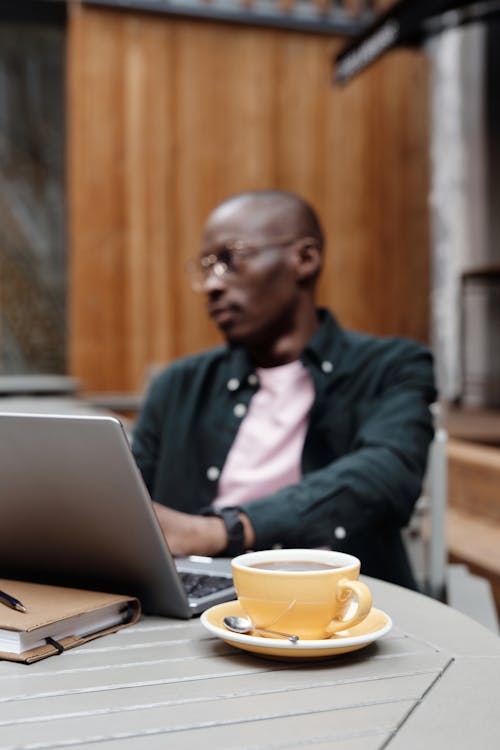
top-left (0, 412), bottom-right (235, 617)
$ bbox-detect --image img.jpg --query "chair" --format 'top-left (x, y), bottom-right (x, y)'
top-left (403, 408), bottom-right (448, 601)
top-left (404, 405), bottom-right (499, 633)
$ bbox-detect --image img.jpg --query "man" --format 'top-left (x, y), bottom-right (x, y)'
top-left (132, 190), bottom-right (436, 589)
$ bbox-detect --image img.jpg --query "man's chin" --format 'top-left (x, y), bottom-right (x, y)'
top-left (216, 319), bottom-right (251, 347)
top-left (212, 313), bottom-right (268, 348)
top-left (220, 325), bottom-right (245, 346)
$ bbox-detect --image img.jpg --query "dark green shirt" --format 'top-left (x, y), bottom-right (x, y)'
top-left (132, 309), bottom-right (436, 588)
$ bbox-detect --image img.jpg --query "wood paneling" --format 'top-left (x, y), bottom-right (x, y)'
top-left (67, 5), bottom-right (430, 392)
top-left (448, 438), bottom-right (500, 523)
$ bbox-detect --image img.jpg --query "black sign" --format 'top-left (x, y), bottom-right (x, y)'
top-left (335, 0), bottom-right (500, 84)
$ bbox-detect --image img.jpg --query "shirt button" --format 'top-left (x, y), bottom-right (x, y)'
top-left (321, 360), bottom-right (334, 374)
top-left (227, 378), bottom-right (240, 391)
top-left (248, 373), bottom-right (258, 386)
top-left (233, 403), bottom-right (247, 418)
top-left (206, 466), bottom-right (220, 481)
top-left (334, 526), bottom-right (347, 540)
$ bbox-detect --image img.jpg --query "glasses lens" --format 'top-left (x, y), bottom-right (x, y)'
top-left (186, 253), bottom-right (230, 292)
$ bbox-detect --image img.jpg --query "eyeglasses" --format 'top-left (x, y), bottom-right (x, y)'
top-left (186, 234), bottom-right (301, 292)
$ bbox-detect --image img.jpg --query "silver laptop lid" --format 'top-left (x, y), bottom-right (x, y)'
top-left (0, 412), bottom-right (194, 617)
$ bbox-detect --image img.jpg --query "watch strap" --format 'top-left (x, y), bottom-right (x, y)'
top-left (201, 506), bottom-right (245, 557)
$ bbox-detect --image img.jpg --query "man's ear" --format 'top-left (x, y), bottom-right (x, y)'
top-left (294, 237), bottom-right (322, 283)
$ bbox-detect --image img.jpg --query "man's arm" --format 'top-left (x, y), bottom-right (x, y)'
top-left (244, 344), bottom-right (436, 550)
top-left (152, 502), bottom-right (255, 556)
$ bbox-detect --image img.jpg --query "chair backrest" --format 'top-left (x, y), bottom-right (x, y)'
top-left (403, 404), bottom-right (448, 600)
top-left (426, 425), bottom-right (448, 599)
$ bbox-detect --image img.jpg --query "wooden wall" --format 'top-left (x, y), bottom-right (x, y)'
top-left (67, 5), bottom-right (430, 393)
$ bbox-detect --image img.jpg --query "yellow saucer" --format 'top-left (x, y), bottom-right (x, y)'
top-left (200, 600), bottom-right (392, 660)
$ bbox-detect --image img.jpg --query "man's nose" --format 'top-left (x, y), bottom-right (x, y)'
top-left (201, 266), bottom-right (227, 293)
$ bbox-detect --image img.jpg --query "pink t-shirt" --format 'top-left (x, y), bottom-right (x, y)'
top-left (213, 360), bottom-right (315, 509)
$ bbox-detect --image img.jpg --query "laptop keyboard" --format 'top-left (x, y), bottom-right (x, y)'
top-left (178, 571), bottom-right (233, 600)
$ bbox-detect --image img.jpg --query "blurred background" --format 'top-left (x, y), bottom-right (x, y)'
top-left (1, 0), bottom-right (499, 625)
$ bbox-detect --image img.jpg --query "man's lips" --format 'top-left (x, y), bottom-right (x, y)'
top-left (208, 305), bottom-right (238, 326)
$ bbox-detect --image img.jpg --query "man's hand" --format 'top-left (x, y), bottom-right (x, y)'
top-left (152, 503), bottom-right (255, 557)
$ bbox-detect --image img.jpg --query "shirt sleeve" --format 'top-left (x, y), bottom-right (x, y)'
top-left (131, 374), bottom-right (167, 494)
top-left (242, 344), bottom-right (437, 550)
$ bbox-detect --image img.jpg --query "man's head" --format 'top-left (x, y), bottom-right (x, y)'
top-left (191, 190), bottom-right (324, 360)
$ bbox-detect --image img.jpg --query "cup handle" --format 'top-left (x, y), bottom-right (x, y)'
top-left (326, 579), bottom-right (373, 634)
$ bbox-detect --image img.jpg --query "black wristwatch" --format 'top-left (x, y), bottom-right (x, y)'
top-left (201, 506), bottom-right (245, 557)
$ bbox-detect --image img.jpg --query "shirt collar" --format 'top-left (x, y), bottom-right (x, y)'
top-left (223, 308), bottom-right (348, 386)
top-left (301, 308), bottom-right (347, 379)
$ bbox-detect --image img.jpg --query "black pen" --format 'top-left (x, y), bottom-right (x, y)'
top-left (0, 589), bottom-right (27, 613)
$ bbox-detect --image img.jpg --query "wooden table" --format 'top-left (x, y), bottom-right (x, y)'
top-left (1, 577), bottom-right (500, 749)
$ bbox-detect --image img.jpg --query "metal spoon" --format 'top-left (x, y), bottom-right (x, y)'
top-left (223, 615), bottom-right (299, 643)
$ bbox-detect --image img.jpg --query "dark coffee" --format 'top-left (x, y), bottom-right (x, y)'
top-left (250, 561), bottom-right (342, 572)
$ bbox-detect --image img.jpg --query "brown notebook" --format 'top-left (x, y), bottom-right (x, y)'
top-left (0, 578), bottom-right (141, 664)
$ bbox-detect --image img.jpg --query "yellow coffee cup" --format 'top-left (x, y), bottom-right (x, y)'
top-left (231, 548), bottom-right (372, 640)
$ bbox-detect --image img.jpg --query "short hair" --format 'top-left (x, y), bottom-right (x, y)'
top-left (217, 190), bottom-right (324, 253)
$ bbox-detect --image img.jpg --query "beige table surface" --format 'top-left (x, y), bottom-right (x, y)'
top-left (1, 577), bottom-right (500, 749)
